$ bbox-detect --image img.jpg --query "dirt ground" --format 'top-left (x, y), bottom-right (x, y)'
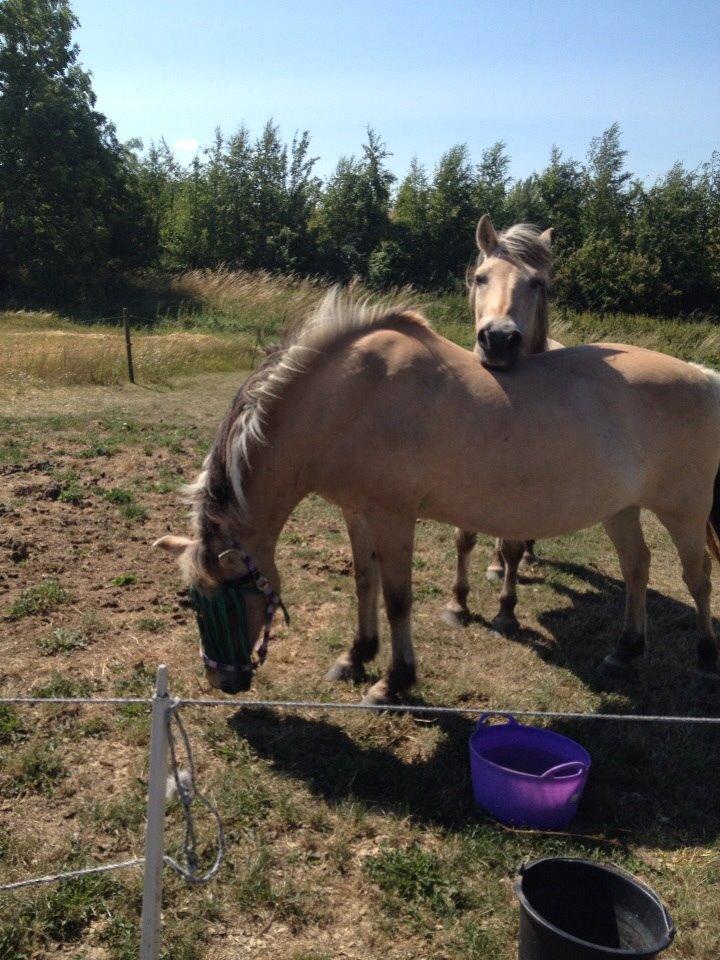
top-left (1, 373), bottom-right (719, 960)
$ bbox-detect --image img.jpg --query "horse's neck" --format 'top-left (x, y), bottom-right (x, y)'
top-left (239, 438), bottom-right (307, 568)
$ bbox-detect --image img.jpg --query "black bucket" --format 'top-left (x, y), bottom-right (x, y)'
top-left (516, 858), bottom-right (675, 960)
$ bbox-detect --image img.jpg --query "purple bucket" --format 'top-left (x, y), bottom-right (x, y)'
top-left (469, 713), bottom-right (590, 829)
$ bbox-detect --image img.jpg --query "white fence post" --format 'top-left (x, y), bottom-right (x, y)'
top-left (139, 664), bottom-right (171, 960)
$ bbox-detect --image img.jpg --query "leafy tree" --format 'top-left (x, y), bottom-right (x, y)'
top-left (426, 144), bottom-right (476, 286)
top-left (369, 157), bottom-right (431, 288)
top-left (582, 122), bottom-right (633, 242)
top-left (0, 0), bottom-right (152, 298)
top-left (475, 141), bottom-right (512, 227)
top-left (314, 127), bottom-right (394, 279)
top-left (634, 163), bottom-right (711, 313)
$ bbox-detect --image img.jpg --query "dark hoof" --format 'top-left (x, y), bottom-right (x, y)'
top-left (325, 658), bottom-right (366, 683)
top-left (598, 654), bottom-right (639, 685)
top-left (491, 613), bottom-right (519, 636)
top-left (486, 566), bottom-right (504, 583)
top-left (442, 606), bottom-right (470, 627)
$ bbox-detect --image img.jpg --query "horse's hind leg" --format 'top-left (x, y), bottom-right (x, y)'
top-left (519, 540), bottom-right (537, 571)
top-left (600, 508), bottom-right (650, 681)
top-left (326, 510), bottom-right (380, 683)
top-left (491, 539), bottom-right (525, 634)
top-left (444, 528), bottom-right (477, 625)
top-left (656, 512), bottom-right (717, 677)
top-left (486, 537), bottom-right (505, 582)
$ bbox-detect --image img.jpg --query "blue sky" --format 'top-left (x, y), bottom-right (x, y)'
top-left (72, 0), bottom-right (719, 183)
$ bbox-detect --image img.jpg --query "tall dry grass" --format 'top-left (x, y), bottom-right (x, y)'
top-left (165, 268), bottom-right (329, 340)
top-left (4, 274), bottom-right (717, 392)
top-left (0, 312), bottom-right (252, 389)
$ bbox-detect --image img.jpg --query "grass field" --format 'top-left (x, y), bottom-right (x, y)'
top-left (1, 276), bottom-right (719, 959)
top-left (3, 269), bottom-right (719, 394)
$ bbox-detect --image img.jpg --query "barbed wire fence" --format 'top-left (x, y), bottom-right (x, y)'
top-left (2, 664), bottom-right (720, 959)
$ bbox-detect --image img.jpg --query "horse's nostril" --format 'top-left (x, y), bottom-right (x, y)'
top-left (508, 330), bottom-right (522, 349)
top-left (478, 328), bottom-right (491, 349)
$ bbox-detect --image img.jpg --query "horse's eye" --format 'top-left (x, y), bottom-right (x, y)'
top-left (475, 275), bottom-right (487, 285)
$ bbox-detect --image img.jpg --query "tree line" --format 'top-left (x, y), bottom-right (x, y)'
top-left (1, 0), bottom-right (719, 318)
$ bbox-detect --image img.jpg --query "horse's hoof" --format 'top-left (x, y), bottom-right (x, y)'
top-left (486, 566), bottom-right (504, 583)
top-left (598, 654), bottom-right (639, 685)
top-left (442, 606), bottom-right (470, 628)
top-left (325, 658), bottom-right (366, 683)
top-left (491, 613), bottom-right (519, 636)
top-left (362, 682), bottom-right (401, 709)
top-left (518, 554), bottom-right (537, 572)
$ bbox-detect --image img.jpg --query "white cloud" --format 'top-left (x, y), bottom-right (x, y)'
top-left (173, 138), bottom-right (200, 154)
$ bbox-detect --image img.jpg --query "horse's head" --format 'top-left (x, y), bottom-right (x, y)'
top-left (153, 534), bottom-right (270, 694)
top-left (469, 215), bottom-right (553, 370)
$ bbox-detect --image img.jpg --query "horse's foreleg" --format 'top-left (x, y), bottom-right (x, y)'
top-left (657, 512), bottom-right (717, 678)
top-left (363, 514), bottom-right (416, 705)
top-left (326, 509), bottom-right (380, 683)
top-left (492, 539), bottom-right (524, 634)
top-left (600, 508), bottom-right (650, 680)
top-left (486, 537), bottom-right (505, 582)
top-left (444, 528), bottom-right (477, 625)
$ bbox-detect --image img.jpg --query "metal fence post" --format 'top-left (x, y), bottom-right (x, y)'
top-left (139, 664), bottom-right (171, 960)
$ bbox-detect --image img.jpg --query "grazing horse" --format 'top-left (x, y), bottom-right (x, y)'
top-left (156, 292), bottom-right (720, 705)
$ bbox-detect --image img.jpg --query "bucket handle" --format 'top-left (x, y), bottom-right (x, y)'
top-left (540, 761), bottom-right (587, 779)
top-left (663, 903), bottom-right (676, 941)
top-left (476, 711), bottom-right (518, 729)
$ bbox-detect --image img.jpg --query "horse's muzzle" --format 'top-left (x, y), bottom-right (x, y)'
top-left (206, 663), bottom-right (254, 694)
top-left (477, 322), bottom-right (522, 370)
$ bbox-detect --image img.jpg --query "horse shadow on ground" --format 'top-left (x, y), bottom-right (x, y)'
top-left (513, 558), bottom-right (720, 710)
top-left (227, 704), bottom-right (720, 851)
top-left (225, 561), bottom-right (720, 851)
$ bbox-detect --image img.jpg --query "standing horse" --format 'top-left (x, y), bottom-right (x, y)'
top-left (447, 217), bottom-right (561, 631)
top-left (156, 293), bottom-right (720, 704)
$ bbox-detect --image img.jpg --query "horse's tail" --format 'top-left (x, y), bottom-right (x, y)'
top-left (708, 469), bottom-right (720, 564)
top-left (695, 363), bottom-right (720, 564)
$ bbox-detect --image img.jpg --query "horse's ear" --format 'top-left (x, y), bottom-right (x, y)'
top-left (153, 535), bottom-right (195, 557)
top-left (476, 214), bottom-right (499, 255)
top-left (539, 227), bottom-right (554, 249)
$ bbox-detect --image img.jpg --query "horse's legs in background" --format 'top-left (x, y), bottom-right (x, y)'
top-left (599, 508), bottom-right (650, 680)
top-left (445, 528), bottom-right (477, 624)
top-left (656, 512), bottom-right (717, 677)
top-left (486, 537), bottom-right (504, 582)
top-left (326, 509), bottom-right (380, 682)
top-left (489, 539), bottom-right (537, 580)
top-left (363, 513), bottom-right (416, 705)
top-left (520, 540), bottom-right (537, 570)
top-left (492, 539), bottom-right (525, 633)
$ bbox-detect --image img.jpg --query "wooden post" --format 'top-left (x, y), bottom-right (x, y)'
top-left (122, 308), bottom-right (135, 384)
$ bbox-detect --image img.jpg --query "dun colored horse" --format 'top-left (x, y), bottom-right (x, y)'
top-left (157, 292), bottom-right (720, 704)
top-left (449, 216), bottom-right (561, 617)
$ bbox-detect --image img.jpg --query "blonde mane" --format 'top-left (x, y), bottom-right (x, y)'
top-left (491, 222), bottom-right (553, 272)
top-left (185, 288), bottom-right (428, 541)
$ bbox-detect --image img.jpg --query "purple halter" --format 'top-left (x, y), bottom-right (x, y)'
top-left (222, 543), bottom-right (290, 664)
